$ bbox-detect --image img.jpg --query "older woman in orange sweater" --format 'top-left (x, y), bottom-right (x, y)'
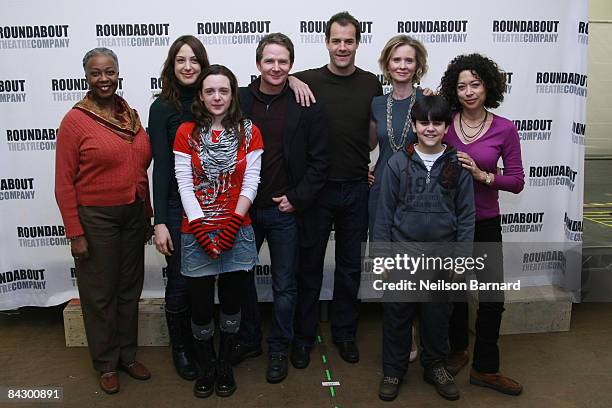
top-left (55, 47), bottom-right (153, 395)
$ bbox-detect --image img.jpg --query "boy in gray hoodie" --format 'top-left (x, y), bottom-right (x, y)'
top-left (373, 95), bottom-right (474, 402)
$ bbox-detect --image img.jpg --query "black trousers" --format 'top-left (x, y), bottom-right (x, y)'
top-left (449, 215), bottom-right (505, 373)
top-left (383, 302), bottom-right (452, 378)
top-left (76, 201), bottom-right (146, 373)
top-left (294, 180), bottom-right (369, 346)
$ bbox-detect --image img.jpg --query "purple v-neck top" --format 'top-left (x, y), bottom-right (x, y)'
top-left (444, 114), bottom-right (525, 221)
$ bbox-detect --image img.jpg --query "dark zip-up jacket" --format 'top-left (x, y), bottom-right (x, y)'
top-left (373, 144), bottom-right (475, 243)
top-left (240, 78), bottom-right (329, 246)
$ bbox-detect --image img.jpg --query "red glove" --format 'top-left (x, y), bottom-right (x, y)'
top-left (215, 213), bottom-right (244, 251)
top-left (189, 219), bottom-right (220, 259)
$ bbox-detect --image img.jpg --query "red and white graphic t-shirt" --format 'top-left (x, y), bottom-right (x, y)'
top-left (173, 120), bottom-right (263, 233)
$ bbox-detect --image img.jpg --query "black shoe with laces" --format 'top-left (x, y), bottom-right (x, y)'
top-left (424, 363), bottom-right (460, 401)
top-left (266, 354), bottom-right (288, 383)
top-left (378, 376), bottom-right (401, 401)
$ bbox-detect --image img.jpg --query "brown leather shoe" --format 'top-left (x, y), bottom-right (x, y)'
top-left (99, 371), bottom-right (119, 394)
top-left (446, 350), bottom-right (469, 376)
top-left (469, 368), bottom-right (523, 395)
top-left (119, 361), bottom-right (151, 380)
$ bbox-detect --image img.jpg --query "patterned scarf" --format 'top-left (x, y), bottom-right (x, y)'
top-left (74, 91), bottom-right (142, 143)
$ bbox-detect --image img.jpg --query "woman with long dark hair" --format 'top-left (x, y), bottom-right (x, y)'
top-left (439, 53), bottom-right (524, 396)
top-left (174, 64), bottom-right (263, 398)
top-left (149, 35), bottom-right (209, 380)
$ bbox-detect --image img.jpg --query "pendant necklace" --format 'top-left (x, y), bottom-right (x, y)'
top-left (386, 88), bottom-right (416, 152)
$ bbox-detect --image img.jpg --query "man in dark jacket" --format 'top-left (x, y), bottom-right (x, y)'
top-left (231, 32), bottom-right (329, 384)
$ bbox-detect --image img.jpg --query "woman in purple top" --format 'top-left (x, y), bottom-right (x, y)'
top-left (438, 53), bottom-right (524, 396)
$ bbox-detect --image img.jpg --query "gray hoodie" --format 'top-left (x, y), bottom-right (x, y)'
top-left (373, 143), bottom-right (475, 243)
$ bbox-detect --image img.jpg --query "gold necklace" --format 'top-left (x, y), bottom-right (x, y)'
top-left (459, 111), bottom-right (488, 141)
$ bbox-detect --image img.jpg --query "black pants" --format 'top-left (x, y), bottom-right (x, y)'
top-left (294, 180), bottom-right (369, 346)
top-left (383, 302), bottom-right (452, 378)
top-left (76, 201), bottom-right (146, 373)
top-left (188, 272), bottom-right (248, 326)
top-left (449, 216), bottom-right (505, 373)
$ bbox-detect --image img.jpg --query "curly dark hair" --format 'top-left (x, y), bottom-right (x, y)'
top-left (191, 64), bottom-right (245, 145)
top-left (159, 35), bottom-right (209, 111)
top-left (438, 53), bottom-right (506, 111)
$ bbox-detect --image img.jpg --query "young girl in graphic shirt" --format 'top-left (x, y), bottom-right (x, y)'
top-left (173, 64), bottom-right (263, 399)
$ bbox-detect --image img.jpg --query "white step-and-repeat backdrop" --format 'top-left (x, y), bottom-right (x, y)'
top-left (0, 0), bottom-right (586, 309)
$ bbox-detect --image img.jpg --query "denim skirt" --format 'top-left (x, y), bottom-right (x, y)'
top-left (180, 225), bottom-right (258, 277)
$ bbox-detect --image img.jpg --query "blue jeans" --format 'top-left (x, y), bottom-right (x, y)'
top-left (294, 180), bottom-right (369, 346)
top-left (164, 197), bottom-right (190, 313)
top-left (238, 206), bottom-right (299, 355)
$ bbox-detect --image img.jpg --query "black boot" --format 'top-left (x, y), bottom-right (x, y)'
top-left (193, 337), bottom-right (216, 398)
top-left (216, 332), bottom-right (237, 397)
top-left (165, 309), bottom-right (198, 380)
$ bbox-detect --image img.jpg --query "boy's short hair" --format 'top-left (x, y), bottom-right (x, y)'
top-left (410, 95), bottom-right (452, 126)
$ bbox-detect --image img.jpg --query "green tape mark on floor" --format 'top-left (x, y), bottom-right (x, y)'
top-left (322, 354), bottom-right (327, 364)
top-left (326, 369), bottom-right (331, 381)
top-left (330, 386), bottom-right (335, 397)
top-left (317, 335), bottom-right (322, 343)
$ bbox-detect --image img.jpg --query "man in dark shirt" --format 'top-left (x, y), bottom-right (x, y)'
top-left (291, 11), bottom-right (383, 367)
top-left (231, 33), bottom-right (328, 384)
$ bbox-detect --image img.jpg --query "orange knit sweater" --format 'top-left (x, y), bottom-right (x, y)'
top-left (55, 108), bottom-right (152, 237)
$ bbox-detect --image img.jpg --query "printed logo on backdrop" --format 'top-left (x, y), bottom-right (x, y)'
top-left (162, 267), bottom-right (167, 287)
top-left (377, 74), bottom-right (392, 95)
top-left (197, 21), bottom-right (271, 46)
top-left (5, 128), bottom-right (57, 152)
top-left (299, 20), bottom-right (374, 44)
top-left (564, 213), bottom-right (582, 242)
top-left (578, 21), bottom-right (588, 44)
top-left (572, 121), bottom-right (585, 146)
top-left (51, 77), bottom-right (124, 102)
top-left (536, 72), bottom-right (587, 97)
top-left (17, 225), bottom-right (69, 248)
top-left (254, 264), bottom-right (272, 286)
top-left (397, 20), bottom-right (468, 43)
top-left (0, 25), bottom-right (70, 49)
top-left (502, 72), bottom-right (513, 94)
top-left (96, 23), bottom-right (170, 47)
top-left (513, 119), bottom-right (553, 142)
top-left (522, 250), bottom-right (566, 273)
top-left (492, 20), bottom-right (559, 43)
top-left (0, 79), bottom-right (26, 103)
top-left (0, 268), bottom-right (47, 294)
top-left (150, 77), bottom-right (162, 97)
top-left (501, 212), bottom-right (544, 233)
top-left (1, 178), bottom-right (35, 201)
top-left (528, 165), bottom-right (578, 191)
